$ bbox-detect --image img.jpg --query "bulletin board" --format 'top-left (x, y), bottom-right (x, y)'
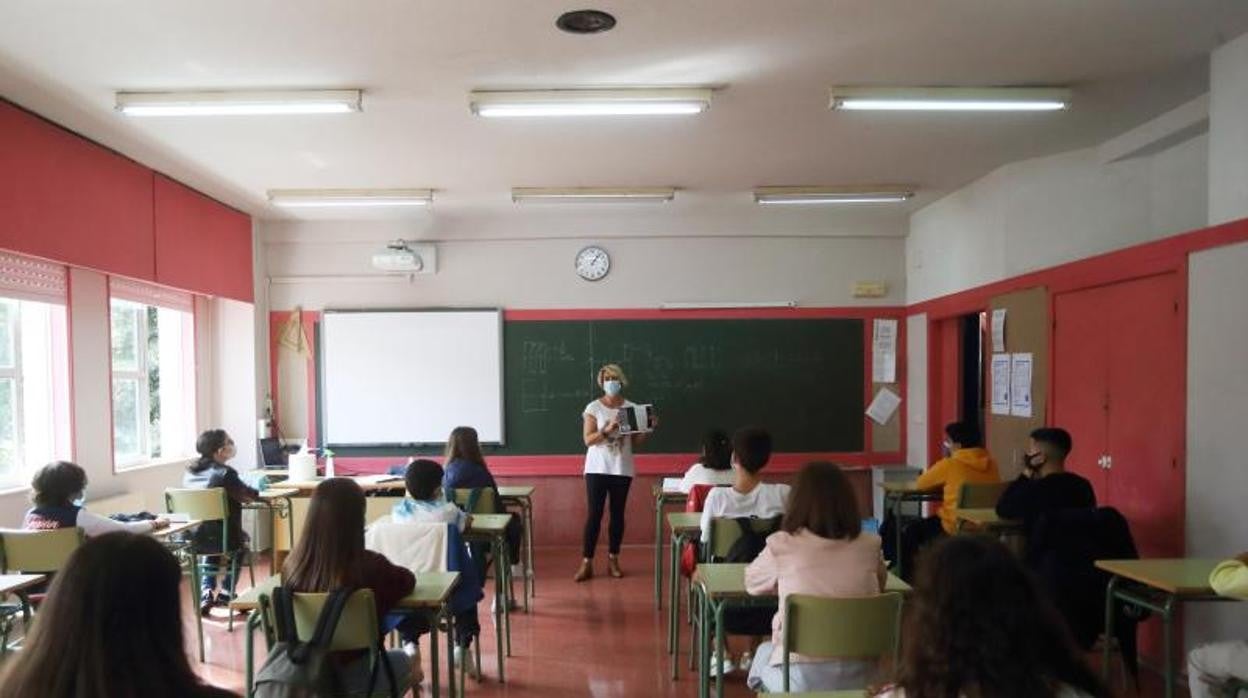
top-left (986, 287), bottom-right (1049, 478)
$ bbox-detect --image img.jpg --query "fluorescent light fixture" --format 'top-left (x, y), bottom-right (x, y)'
top-left (267, 189), bottom-right (433, 208)
top-left (470, 89), bottom-right (711, 117)
top-left (512, 187), bottom-right (676, 204)
top-left (116, 90), bottom-right (362, 116)
top-left (829, 87), bottom-right (1070, 112)
top-left (754, 186), bottom-right (915, 205)
top-left (660, 301), bottom-right (796, 310)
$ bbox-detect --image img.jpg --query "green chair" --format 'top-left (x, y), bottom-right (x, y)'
top-left (258, 588), bottom-right (414, 697)
top-left (782, 592), bottom-right (904, 692)
top-left (448, 486), bottom-right (500, 678)
top-left (165, 487), bottom-right (255, 656)
top-left (955, 481), bottom-right (1009, 533)
top-left (0, 527), bottom-right (84, 652)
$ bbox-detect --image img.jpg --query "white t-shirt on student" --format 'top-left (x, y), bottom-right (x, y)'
top-left (699, 482), bottom-right (791, 543)
top-left (583, 398), bottom-right (636, 477)
top-left (678, 463), bottom-right (736, 493)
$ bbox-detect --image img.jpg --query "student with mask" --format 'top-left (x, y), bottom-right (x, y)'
top-left (183, 429), bottom-right (260, 614)
top-left (576, 363), bottom-right (657, 582)
top-left (23, 460), bottom-right (169, 535)
top-left (996, 427), bottom-right (1096, 540)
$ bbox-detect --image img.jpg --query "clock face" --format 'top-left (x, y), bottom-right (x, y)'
top-left (575, 246), bottom-right (611, 281)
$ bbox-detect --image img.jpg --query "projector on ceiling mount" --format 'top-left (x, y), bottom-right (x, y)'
top-left (371, 240), bottom-right (435, 275)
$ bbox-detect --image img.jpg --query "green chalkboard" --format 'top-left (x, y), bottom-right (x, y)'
top-left (501, 319), bottom-right (864, 454)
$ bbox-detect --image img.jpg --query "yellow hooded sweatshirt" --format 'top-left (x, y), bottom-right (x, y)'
top-left (915, 447), bottom-right (1001, 534)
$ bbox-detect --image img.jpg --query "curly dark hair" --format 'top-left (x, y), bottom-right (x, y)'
top-left (30, 461), bottom-right (87, 508)
top-left (887, 536), bottom-right (1107, 698)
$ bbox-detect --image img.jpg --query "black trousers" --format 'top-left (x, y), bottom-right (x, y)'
top-left (583, 474), bottom-right (632, 558)
top-left (880, 514), bottom-right (946, 582)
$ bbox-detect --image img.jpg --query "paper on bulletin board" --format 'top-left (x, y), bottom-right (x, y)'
top-left (866, 387), bottom-right (902, 425)
top-left (991, 308), bottom-right (1007, 352)
top-left (872, 319), bottom-right (898, 383)
top-left (991, 353), bottom-right (1011, 415)
top-left (1010, 353), bottom-right (1033, 417)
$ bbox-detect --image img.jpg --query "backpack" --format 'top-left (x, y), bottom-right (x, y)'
top-left (720, 515), bottom-right (781, 563)
top-left (253, 587), bottom-right (396, 698)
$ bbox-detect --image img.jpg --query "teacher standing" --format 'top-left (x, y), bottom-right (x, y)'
top-left (575, 363), bottom-right (654, 582)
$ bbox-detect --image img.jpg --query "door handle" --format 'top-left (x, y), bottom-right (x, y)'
top-left (1105, 455), bottom-right (1113, 470)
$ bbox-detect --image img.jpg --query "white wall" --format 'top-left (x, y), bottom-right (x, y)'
top-left (209, 298), bottom-right (259, 469)
top-left (1185, 240), bottom-right (1248, 645)
top-left (1210, 33), bottom-right (1248, 225)
top-left (907, 135), bottom-right (1208, 304)
top-left (264, 221), bottom-right (907, 311)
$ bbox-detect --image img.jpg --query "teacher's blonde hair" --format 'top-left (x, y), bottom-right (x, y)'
top-left (597, 364), bottom-right (628, 387)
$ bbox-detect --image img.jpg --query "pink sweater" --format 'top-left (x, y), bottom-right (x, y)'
top-left (744, 528), bottom-right (885, 665)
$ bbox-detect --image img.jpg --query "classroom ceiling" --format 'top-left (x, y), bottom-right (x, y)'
top-left (1, 1), bottom-right (1245, 235)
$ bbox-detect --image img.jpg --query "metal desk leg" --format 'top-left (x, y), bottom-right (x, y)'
top-left (698, 585), bottom-right (710, 698)
top-left (500, 534), bottom-right (512, 657)
top-left (654, 491), bottom-right (665, 609)
top-left (429, 608), bottom-right (440, 698)
top-left (713, 599), bottom-right (726, 698)
top-left (890, 493), bottom-right (905, 579)
top-left (192, 552), bottom-right (204, 662)
top-left (244, 610), bottom-right (260, 698)
top-left (1102, 575), bottom-right (1119, 682)
top-left (668, 531), bottom-right (679, 657)
top-left (492, 536), bottom-right (506, 683)
top-left (1161, 594), bottom-right (1176, 698)
top-left (523, 498), bottom-right (535, 605)
top-left (448, 608), bottom-right (458, 698)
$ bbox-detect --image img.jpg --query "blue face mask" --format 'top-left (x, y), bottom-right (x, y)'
top-left (72, 491), bottom-right (86, 507)
top-left (603, 379), bottom-right (622, 397)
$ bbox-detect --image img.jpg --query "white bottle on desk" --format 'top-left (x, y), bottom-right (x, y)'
top-left (324, 450), bottom-right (335, 479)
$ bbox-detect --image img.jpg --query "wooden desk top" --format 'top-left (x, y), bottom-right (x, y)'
top-left (1094, 558), bottom-right (1225, 596)
top-left (279, 478), bottom-right (405, 494)
top-left (0, 574), bottom-right (46, 595)
top-left (498, 486), bottom-right (535, 499)
top-left (694, 563), bottom-right (911, 598)
top-left (956, 508), bottom-right (1022, 528)
top-left (652, 484), bottom-right (689, 500)
top-left (154, 520), bottom-right (202, 539)
top-left (256, 487), bottom-right (299, 500)
top-left (230, 572), bottom-right (460, 612)
top-left (466, 514), bottom-right (511, 535)
top-left (878, 481), bottom-right (941, 496)
top-left (667, 511), bottom-right (702, 533)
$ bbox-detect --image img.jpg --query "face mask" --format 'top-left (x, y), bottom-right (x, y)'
top-left (603, 379), bottom-right (622, 396)
top-left (941, 440), bottom-right (953, 457)
top-left (72, 491), bottom-right (86, 507)
top-left (1022, 452), bottom-right (1045, 470)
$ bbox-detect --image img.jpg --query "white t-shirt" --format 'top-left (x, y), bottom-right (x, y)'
top-left (583, 398), bottom-right (636, 477)
top-left (699, 482), bottom-right (791, 543)
top-left (678, 463), bottom-right (736, 493)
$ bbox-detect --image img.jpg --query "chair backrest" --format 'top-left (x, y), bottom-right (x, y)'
top-left (957, 481), bottom-right (1008, 509)
top-left (365, 497), bottom-right (405, 526)
top-left (449, 488), bottom-right (496, 514)
top-left (261, 588), bottom-right (378, 652)
top-left (165, 487), bottom-right (229, 522)
top-left (0, 527), bottom-right (84, 573)
top-left (289, 496), bottom-right (312, 551)
top-left (784, 592), bottom-right (904, 662)
top-left (706, 515), bottom-right (781, 561)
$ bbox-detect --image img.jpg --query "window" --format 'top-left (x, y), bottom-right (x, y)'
top-left (110, 279), bottom-right (196, 469)
top-left (0, 254), bottom-right (71, 488)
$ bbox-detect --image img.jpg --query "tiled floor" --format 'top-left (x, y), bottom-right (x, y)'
top-left (190, 545), bottom-right (758, 697)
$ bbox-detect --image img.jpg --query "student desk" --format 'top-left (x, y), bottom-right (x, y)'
top-left (1095, 558), bottom-right (1235, 698)
top-left (247, 488), bottom-right (298, 574)
top-left (0, 573), bottom-right (46, 654)
top-left (231, 572), bottom-right (460, 698)
top-left (653, 484), bottom-right (689, 609)
top-left (694, 563), bottom-right (911, 698)
top-left (954, 508), bottom-right (1022, 534)
top-left (497, 485), bottom-right (536, 610)
top-left (464, 513), bottom-right (513, 683)
top-left (271, 477), bottom-right (406, 494)
top-left (878, 481), bottom-right (942, 579)
top-left (666, 511), bottom-right (702, 678)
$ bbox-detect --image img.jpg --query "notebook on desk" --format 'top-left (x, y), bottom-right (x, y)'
top-left (662, 477), bottom-right (683, 493)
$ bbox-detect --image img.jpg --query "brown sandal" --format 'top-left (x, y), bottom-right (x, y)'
top-left (573, 558), bottom-right (594, 583)
top-left (607, 554), bottom-right (624, 578)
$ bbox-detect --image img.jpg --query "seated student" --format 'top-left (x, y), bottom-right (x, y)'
top-left (874, 536), bottom-right (1108, 698)
top-left (393, 458), bottom-right (481, 672)
top-left (1188, 553), bottom-right (1248, 698)
top-left (699, 426), bottom-right (789, 673)
top-left (883, 421), bottom-right (999, 579)
top-left (0, 532), bottom-right (235, 698)
top-left (23, 460), bottom-right (169, 535)
top-left (442, 425), bottom-right (525, 591)
top-left (183, 429), bottom-right (260, 614)
top-left (996, 427), bottom-right (1096, 542)
top-left (284, 478), bottom-right (418, 690)
top-left (677, 428), bottom-right (735, 493)
top-left (744, 461), bottom-right (886, 692)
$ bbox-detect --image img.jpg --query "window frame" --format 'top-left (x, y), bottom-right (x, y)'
top-left (0, 300), bottom-right (25, 477)
top-left (110, 299), bottom-right (151, 467)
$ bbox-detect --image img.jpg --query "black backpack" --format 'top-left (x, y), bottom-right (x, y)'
top-left (253, 587), bottom-right (397, 698)
top-left (721, 515), bottom-right (782, 563)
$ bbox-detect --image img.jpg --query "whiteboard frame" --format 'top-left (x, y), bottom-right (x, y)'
top-left (317, 307), bottom-right (505, 449)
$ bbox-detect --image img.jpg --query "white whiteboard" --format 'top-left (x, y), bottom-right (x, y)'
top-left (321, 310), bottom-right (503, 445)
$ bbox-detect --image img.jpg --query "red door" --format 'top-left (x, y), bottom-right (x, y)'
top-left (1052, 285), bottom-right (1112, 497)
top-left (1103, 273), bottom-right (1184, 557)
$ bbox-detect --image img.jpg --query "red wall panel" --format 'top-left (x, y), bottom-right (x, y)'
top-left (154, 175), bottom-right (253, 303)
top-left (0, 101), bottom-right (155, 280)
